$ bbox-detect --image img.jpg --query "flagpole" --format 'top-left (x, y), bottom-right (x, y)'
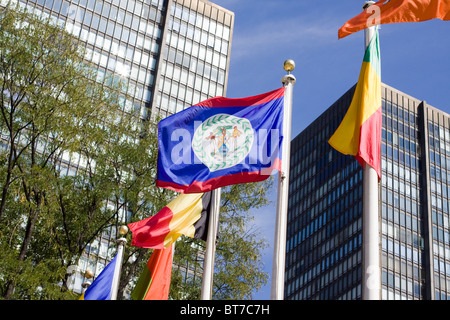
top-left (271, 60), bottom-right (296, 300)
top-left (81, 270), bottom-right (93, 294)
top-left (362, 0), bottom-right (381, 300)
top-left (200, 187), bottom-right (221, 300)
top-left (110, 225), bottom-right (128, 300)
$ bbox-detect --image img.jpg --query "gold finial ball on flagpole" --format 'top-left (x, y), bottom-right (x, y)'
top-left (84, 270), bottom-right (94, 279)
top-left (283, 59), bottom-right (295, 73)
top-left (119, 225), bottom-right (128, 235)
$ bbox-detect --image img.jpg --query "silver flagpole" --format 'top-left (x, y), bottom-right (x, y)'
top-left (271, 60), bottom-right (296, 300)
top-left (362, 0), bottom-right (381, 300)
top-left (200, 187), bottom-right (221, 300)
top-left (110, 225), bottom-right (128, 300)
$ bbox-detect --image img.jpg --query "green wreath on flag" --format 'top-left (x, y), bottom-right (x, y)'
top-left (192, 114), bottom-right (254, 172)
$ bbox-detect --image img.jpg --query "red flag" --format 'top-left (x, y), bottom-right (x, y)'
top-left (131, 246), bottom-right (173, 300)
top-left (339, 0), bottom-right (450, 39)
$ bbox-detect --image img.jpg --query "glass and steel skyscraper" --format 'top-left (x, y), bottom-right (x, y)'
top-left (285, 83), bottom-right (450, 300)
top-left (0, 0), bottom-right (234, 295)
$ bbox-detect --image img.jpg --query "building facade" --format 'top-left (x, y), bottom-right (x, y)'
top-left (285, 83), bottom-right (450, 300)
top-left (0, 0), bottom-right (233, 295)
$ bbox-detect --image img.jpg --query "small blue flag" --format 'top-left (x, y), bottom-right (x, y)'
top-left (79, 253), bottom-right (118, 300)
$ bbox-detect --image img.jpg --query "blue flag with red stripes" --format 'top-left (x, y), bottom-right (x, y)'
top-left (156, 87), bottom-right (285, 193)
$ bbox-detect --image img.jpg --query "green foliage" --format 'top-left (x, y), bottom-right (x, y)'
top-left (0, 4), bottom-right (143, 299)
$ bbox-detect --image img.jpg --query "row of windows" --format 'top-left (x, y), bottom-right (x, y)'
top-left (382, 158), bottom-right (419, 183)
top-left (381, 219), bottom-right (423, 249)
top-left (435, 291), bottom-right (450, 300)
top-left (288, 217), bottom-right (361, 267)
top-left (433, 257), bottom-right (450, 278)
top-left (383, 115), bottom-right (419, 140)
top-left (382, 143), bottom-right (420, 169)
top-left (432, 225), bottom-right (450, 247)
top-left (382, 288), bottom-right (415, 300)
top-left (433, 243), bottom-right (450, 264)
top-left (289, 160), bottom-right (361, 219)
top-left (382, 129), bottom-right (418, 154)
top-left (431, 193), bottom-right (450, 213)
top-left (430, 150), bottom-right (450, 171)
top-left (160, 62), bottom-right (225, 96)
top-left (169, 18), bottom-right (229, 55)
top-left (289, 181), bottom-right (362, 243)
top-left (289, 160), bottom-right (316, 192)
top-left (287, 195), bottom-right (362, 252)
top-left (381, 270), bottom-right (421, 299)
top-left (32, 0), bottom-right (163, 42)
top-left (336, 285), bottom-right (361, 300)
top-left (429, 136), bottom-right (450, 155)
top-left (381, 237), bottom-right (422, 265)
top-left (432, 210), bottom-right (450, 230)
top-left (382, 172), bottom-right (420, 202)
top-left (166, 34), bottom-right (228, 72)
top-left (80, 28), bottom-right (158, 83)
top-left (381, 188), bottom-right (420, 214)
top-left (428, 118), bottom-right (450, 261)
top-left (172, 2), bottom-right (231, 41)
top-left (67, 14), bottom-right (161, 66)
top-left (287, 252), bottom-right (361, 300)
top-left (429, 122), bottom-right (450, 143)
top-left (160, 60), bottom-right (224, 90)
top-left (434, 275), bottom-right (450, 300)
top-left (383, 100), bottom-right (418, 127)
top-left (290, 120), bottom-right (334, 175)
top-left (382, 252), bottom-right (423, 283)
top-left (286, 220), bottom-right (362, 298)
top-left (157, 77), bottom-right (222, 113)
top-left (430, 165), bottom-right (450, 182)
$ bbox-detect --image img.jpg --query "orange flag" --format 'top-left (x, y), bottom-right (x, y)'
top-left (339, 0), bottom-right (450, 39)
top-left (131, 246), bottom-right (173, 300)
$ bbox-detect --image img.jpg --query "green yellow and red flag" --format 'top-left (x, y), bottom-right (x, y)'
top-left (328, 28), bottom-right (382, 179)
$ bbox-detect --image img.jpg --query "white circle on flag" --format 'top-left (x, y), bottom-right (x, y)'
top-left (192, 114), bottom-right (254, 172)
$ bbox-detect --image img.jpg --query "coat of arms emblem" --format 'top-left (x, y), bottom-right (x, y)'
top-left (192, 114), bottom-right (254, 172)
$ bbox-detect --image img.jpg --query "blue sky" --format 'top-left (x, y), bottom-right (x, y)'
top-left (213, 0), bottom-right (450, 299)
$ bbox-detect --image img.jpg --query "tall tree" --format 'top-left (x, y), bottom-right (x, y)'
top-left (0, 4), bottom-right (148, 299)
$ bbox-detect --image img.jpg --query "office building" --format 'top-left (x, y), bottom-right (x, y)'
top-left (0, 0), bottom-right (233, 295)
top-left (285, 83), bottom-right (450, 300)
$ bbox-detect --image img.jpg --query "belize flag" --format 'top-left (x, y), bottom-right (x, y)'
top-left (156, 87), bottom-right (285, 193)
